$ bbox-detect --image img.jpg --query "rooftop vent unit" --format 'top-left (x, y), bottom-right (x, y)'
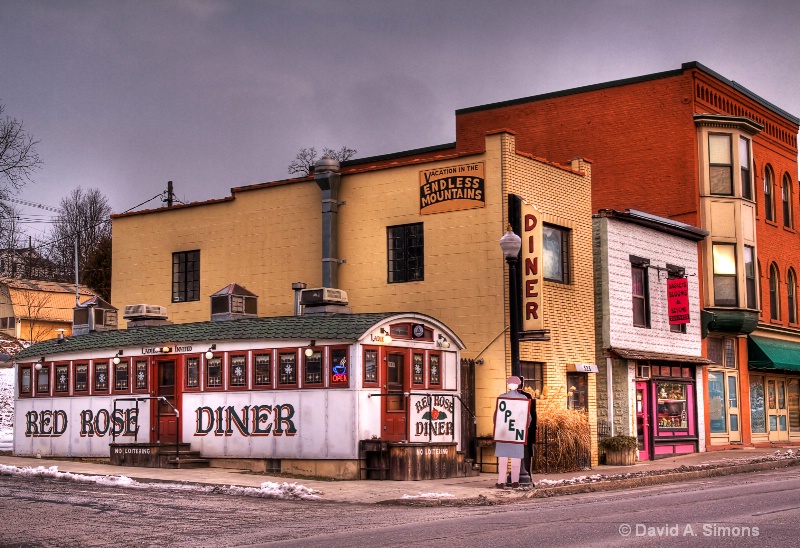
top-left (123, 304), bottom-right (169, 321)
top-left (210, 283), bottom-right (258, 322)
top-left (73, 296), bottom-right (119, 335)
top-left (300, 287), bottom-right (349, 306)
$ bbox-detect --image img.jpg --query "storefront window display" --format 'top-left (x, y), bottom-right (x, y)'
top-left (750, 375), bottom-right (767, 433)
top-left (656, 382), bottom-right (688, 430)
top-left (567, 372), bottom-right (588, 411)
top-left (708, 371), bottom-right (726, 433)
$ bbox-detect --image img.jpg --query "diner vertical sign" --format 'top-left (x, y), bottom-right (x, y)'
top-left (667, 277), bottom-right (690, 324)
top-left (521, 200), bottom-right (544, 331)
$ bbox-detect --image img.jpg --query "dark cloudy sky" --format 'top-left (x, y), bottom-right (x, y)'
top-left (2, 0), bottom-right (798, 241)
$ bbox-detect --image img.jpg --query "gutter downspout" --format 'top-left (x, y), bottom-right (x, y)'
top-left (606, 357), bottom-right (614, 436)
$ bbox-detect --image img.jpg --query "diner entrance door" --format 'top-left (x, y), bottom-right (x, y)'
top-left (381, 349), bottom-right (409, 441)
top-left (636, 381), bottom-right (651, 461)
top-left (152, 359), bottom-right (180, 443)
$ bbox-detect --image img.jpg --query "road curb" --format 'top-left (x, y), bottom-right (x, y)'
top-left (383, 457), bottom-right (800, 506)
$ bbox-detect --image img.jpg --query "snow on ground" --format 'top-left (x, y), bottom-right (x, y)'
top-left (0, 463), bottom-right (322, 500)
top-left (400, 492), bottom-right (455, 499)
top-left (0, 367), bottom-right (13, 451)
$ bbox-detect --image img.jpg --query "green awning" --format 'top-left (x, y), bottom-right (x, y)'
top-left (748, 335), bottom-right (800, 372)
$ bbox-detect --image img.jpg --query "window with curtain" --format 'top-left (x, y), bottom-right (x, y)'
top-left (740, 137), bottom-right (752, 200)
top-left (788, 269), bottom-right (797, 324)
top-left (712, 244), bottom-right (737, 306)
top-left (769, 263), bottom-right (780, 320)
top-left (783, 174), bottom-right (793, 228)
top-left (764, 166), bottom-right (775, 221)
top-left (708, 134), bottom-right (733, 195)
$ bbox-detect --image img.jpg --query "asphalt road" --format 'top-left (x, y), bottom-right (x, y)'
top-left (1, 467), bottom-right (799, 547)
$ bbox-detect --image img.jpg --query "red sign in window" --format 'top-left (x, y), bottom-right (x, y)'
top-left (667, 277), bottom-right (690, 325)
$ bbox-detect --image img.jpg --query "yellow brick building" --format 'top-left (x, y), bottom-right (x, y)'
top-left (112, 131), bottom-right (597, 464)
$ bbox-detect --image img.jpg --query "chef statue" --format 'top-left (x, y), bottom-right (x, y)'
top-left (493, 375), bottom-right (532, 488)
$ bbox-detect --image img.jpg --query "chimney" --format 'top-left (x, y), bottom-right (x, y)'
top-left (314, 157), bottom-right (342, 288)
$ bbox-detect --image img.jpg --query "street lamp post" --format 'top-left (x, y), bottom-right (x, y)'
top-left (499, 226), bottom-right (522, 378)
top-left (500, 226), bottom-right (532, 484)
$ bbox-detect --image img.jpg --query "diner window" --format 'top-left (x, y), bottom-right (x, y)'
top-left (543, 225), bottom-right (570, 283)
top-left (185, 357), bottom-right (200, 389)
top-left (789, 269), bottom-right (798, 324)
top-left (412, 353), bottom-right (424, 386)
top-left (94, 362), bottom-right (108, 392)
top-left (429, 353), bottom-right (441, 387)
top-left (74, 363), bottom-right (88, 392)
top-left (36, 365), bottom-right (50, 394)
top-left (172, 250), bottom-right (200, 303)
top-left (387, 223), bottom-right (424, 283)
top-left (764, 166), bottom-right (775, 221)
top-left (363, 348), bottom-right (379, 387)
top-left (567, 372), bottom-right (588, 411)
top-left (712, 243), bottom-right (737, 306)
top-left (740, 137), bottom-right (752, 200)
top-left (783, 174), bottom-right (793, 228)
top-left (303, 349), bottom-right (323, 386)
top-left (20, 366), bottom-right (31, 394)
top-left (278, 352), bottom-right (297, 387)
top-left (708, 133), bottom-right (733, 195)
top-left (521, 361), bottom-right (544, 398)
top-left (114, 360), bottom-right (129, 391)
top-left (206, 357), bottom-right (222, 388)
top-left (744, 245), bottom-right (756, 309)
top-left (55, 365), bottom-right (69, 393)
top-left (770, 263), bottom-right (781, 320)
top-left (631, 258), bottom-right (650, 328)
top-left (330, 347), bottom-right (349, 387)
top-left (229, 355), bottom-right (247, 387)
top-left (135, 360), bottom-right (148, 390)
top-left (254, 353), bottom-right (272, 386)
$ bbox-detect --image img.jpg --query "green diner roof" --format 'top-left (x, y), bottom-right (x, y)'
top-left (15, 312), bottom-right (421, 361)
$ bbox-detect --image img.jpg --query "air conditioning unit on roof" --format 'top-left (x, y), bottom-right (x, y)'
top-left (123, 304), bottom-right (168, 320)
top-left (300, 288), bottom-right (349, 306)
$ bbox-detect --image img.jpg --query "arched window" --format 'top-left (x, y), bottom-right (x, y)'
top-left (783, 174), bottom-right (793, 228)
top-left (769, 263), bottom-right (780, 321)
top-left (764, 166), bottom-right (775, 221)
top-left (789, 268), bottom-right (798, 324)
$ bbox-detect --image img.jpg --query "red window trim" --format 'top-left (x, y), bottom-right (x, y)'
top-left (302, 346), bottom-right (325, 389)
top-left (205, 354), bottom-right (225, 391)
top-left (276, 349), bottom-right (299, 389)
top-left (183, 354), bottom-right (202, 392)
top-left (112, 358), bottom-right (132, 394)
top-left (362, 346), bottom-right (380, 388)
top-left (132, 358), bottom-right (149, 394)
top-left (73, 362), bottom-right (90, 395)
top-left (18, 364), bottom-right (33, 398)
top-left (92, 360), bottom-right (111, 395)
top-left (252, 349), bottom-right (274, 390)
top-left (228, 353), bottom-right (250, 391)
top-left (328, 345), bottom-right (350, 388)
top-left (53, 362), bottom-right (71, 395)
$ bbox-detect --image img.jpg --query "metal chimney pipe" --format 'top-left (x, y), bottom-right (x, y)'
top-left (314, 157), bottom-right (342, 288)
top-left (292, 282), bottom-right (307, 316)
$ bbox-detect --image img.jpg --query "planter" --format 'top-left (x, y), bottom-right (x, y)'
top-left (604, 448), bottom-right (637, 466)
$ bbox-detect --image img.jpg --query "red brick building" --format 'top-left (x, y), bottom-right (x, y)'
top-left (351, 62), bottom-right (799, 452)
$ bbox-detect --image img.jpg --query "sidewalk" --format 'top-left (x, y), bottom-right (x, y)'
top-left (1, 447), bottom-right (798, 505)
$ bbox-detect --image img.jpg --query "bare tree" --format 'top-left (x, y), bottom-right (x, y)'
top-left (288, 146), bottom-right (357, 176)
top-left (82, 234), bottom-right (112, 301)
top-left (45, 187), bottom-right (112, 282)
top-left (0, 202), bottom-right (22, 253)
top-left (0, 103), bottom-right (42, 194)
